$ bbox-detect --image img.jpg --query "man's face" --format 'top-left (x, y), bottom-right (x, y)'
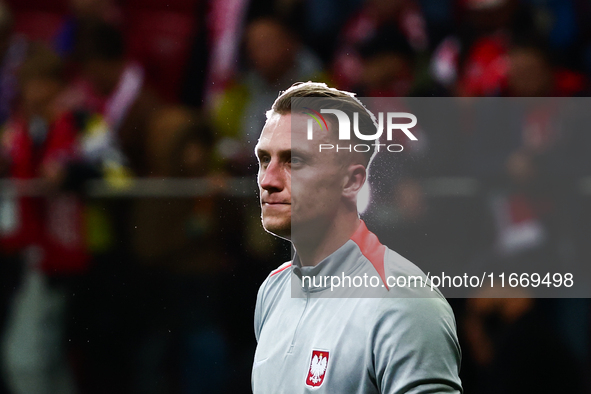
top-left (255, 112), bottom-right (348, 240)
top-left (245, 19), bottom-right (296, 83)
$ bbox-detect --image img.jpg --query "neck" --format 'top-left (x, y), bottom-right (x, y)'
top-left (292, 212), bottom-right (360, 267)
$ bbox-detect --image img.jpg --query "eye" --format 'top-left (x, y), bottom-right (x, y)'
top-left (291, 156), bottom-right (303, 166)
top-left (259, 155), bottom-right (271, 167)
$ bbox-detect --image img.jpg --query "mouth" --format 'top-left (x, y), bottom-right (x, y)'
top-left (262, 201), bottom-right (291, 209)
top-left (262, 200), bottom-right (291, 205)
top-left (262, 202), bottom-right (291, 208)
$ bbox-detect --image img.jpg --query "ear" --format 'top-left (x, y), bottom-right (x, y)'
top-left (342, 163), bottom-right (366, 199)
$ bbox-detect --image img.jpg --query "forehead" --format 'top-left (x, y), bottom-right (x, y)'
top-left (257, 112), bottom-right (334, 151)
top-left (257, 112), bottom-right (291, 151)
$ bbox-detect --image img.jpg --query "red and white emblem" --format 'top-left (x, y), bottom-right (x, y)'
top-left (306, 350), bottom-right (329, 388)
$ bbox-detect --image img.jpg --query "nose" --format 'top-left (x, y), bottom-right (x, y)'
top-left (259, 158), bottom-right (284, 192)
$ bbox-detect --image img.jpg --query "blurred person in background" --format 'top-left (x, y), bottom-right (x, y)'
top-left (452, 0), bottom-right (523, 96)
top-left (120, 105), bottom-right (283, 393)
top-left (54, 0), bottom-right (122, 59)
top-left (127, 107), bottom-right (232, 394)
top-left (0, 43), bottom-right (90, 394)
top-left (353, 26), bottom-right (418, 96)
top-left (504, 36), bottom-right (587, 97)
top-left (432, 0), bottom-right (587, 97)
top-left (0, 1), bottom-right (26, 126)
top-left (463, 94), bottom-right (591, 375)
top-left (487, 150), bottom-right (557, 272)
top-left (505, 40), bottom-right (553, 97)
top-left (331, 0), bottom-right (429, 91)
top-left (298, 0), bottom-right (363, 64)
top-left (212, 16), bottom-right (326, 175)
top-left (54, 21), bottom-right (163, 394)
top-left (428, 0), bottom-right (519, 96)
top-left (76, 21), bottom-right (161, 177)
top-left (0, 4), bottom-right (27, 392)
top-left (465, 101), bottom-right (571, 271)
top-left (242, 0), bottom-right (362, 65)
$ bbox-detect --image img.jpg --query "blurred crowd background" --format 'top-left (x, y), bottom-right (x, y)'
top-left (0, 0), bottom-right (590, 393)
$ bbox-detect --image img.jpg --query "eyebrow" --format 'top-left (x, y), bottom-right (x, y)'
top-left (290, 148), bottom-right (311, 160)
top-left (255, 147), bottom-right (292, 159)
top-left (255, 147), bottom-right (267, 158)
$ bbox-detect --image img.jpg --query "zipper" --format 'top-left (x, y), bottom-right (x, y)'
top-left (287, 284), bottom-right (310, 354)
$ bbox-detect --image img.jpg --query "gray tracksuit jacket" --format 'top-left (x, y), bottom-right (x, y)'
top-left (252, 221), bottom-right (462, 393)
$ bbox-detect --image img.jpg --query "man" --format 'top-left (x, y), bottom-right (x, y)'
top-left (1, 43), bottom-right (87, 394)
top-left (252, 82), bottom-right (462, 393)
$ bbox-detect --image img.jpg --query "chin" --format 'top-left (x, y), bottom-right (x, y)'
top-left (262, 218), bottom-right (291, 240)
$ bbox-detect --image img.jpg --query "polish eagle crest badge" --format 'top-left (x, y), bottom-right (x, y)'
top-left (306, 349), bottom-right (329, 388)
